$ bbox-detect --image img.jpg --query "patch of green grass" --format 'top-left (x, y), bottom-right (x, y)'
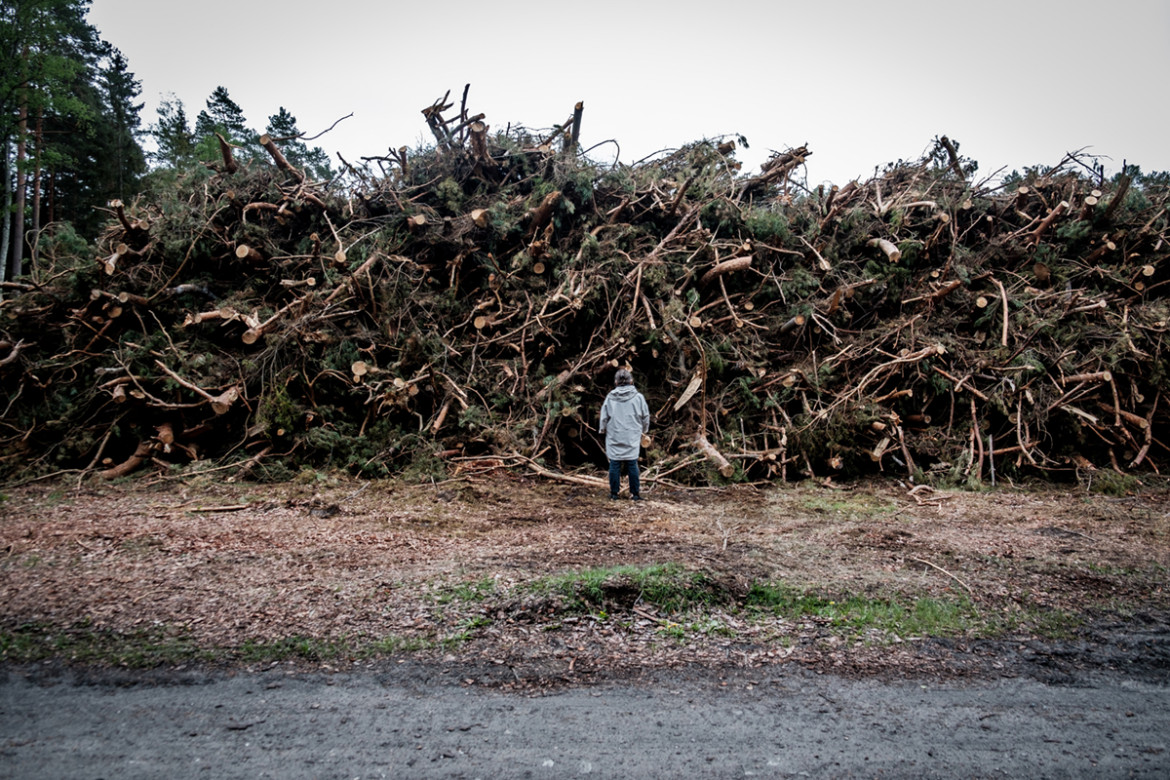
top-left (461, 615), bottom-right (492, 630)
top-left (0, 622), bottom-right (439, 667)
top-left (432, 577), bottom-right (498, 604)
top-left (0, 622), bottom-right (212, 667)
top-left (994, 605), bottom-right (1082, 640)
top-left (438, 616), bottom-right (493, 649)
top-left (745, 582), bottom-right (977, 638)
top-left (1022, 608), bottom-right (1081, 639)
top-left (1082, 470), bottom-right (1143, 497)
top-left (361, 635), bottom-right (429, 655)
top-left (795, 493), bottom-right (898, 519)
top-left (531, 563), bottom-right (727, 614)
top-left (644, 616), bottom-right (734, 645)
top-left (235, 636), bottom-right (345, 663)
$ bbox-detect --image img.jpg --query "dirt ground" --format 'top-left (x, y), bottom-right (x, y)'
top-left (2, 470), bottom-right (1168, 685)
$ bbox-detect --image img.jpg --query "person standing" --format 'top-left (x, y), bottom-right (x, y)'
top-left (599, 369), bottom-right (650, 500)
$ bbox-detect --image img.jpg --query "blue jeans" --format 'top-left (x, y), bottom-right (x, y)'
top-left (608, 459), bottom-right (640, 497)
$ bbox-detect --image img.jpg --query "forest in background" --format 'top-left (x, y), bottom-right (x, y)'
top-left (2, 1), bottom-right (1168, 489)
top-left (0, 0), bottom-right (331, 287)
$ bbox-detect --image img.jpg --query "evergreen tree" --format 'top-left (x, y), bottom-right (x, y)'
top-left (98, 47), bottom-right (145, 200)
top-left (194, 85), bottom-right (247, 139)
top-left (194, 85), bottom-right (257, 162)
top-left (42, 42), bottom-right (150, 237)
top-left (0, 0), bottom-right (93, 143)
top-left (150, 93), bottom-right (195, 169)
top-left (0, 0), bottom-right (99, 281)
top-left (265, 106), bottom-right (332, 180)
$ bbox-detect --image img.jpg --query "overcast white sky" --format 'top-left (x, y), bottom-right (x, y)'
top-left (87, 0), bottom-right (1170, 186)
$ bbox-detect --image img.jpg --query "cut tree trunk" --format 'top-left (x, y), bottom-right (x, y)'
top-left (938, 136), bottom-right (966, 180)
top-left (1103, 174), bottom-right (1131, 221)
top-left (1029, 201), bottom-right (1070, 244)
top-left (215, 134), bottom-right (238, 174)
top-left (260, 134), bottom-right (304, 182)
top-left (526, 191), bottom-right (562, 238)
top-left (868, 238), bottom-right (901, 263)
top-left (468, 122), bottom-right (489, 161)
top-left (99, 441), bottom-right (154, 480)
top-left (699, 255), bottom-right (752, 287)
top-left (695, 432), bottom-right (735, 478)
top-left (567, 101), bottom-right (584, 153)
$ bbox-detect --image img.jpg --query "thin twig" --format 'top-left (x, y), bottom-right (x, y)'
top-left (910, 556), bottom-right (976, 599)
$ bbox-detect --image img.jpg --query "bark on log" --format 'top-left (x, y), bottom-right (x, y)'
top-left (1014, 186), bottom-right (1030, 210)
top-left (242, 290), bottom-right (315, 343)
top-left (526, 191), bottom-right (562, 238)
top-left (101, 249), bottom-right (123, 275)
top-left (1096, 402), bottom-right (1149, 430)
top-left (155, 360), bottom-right (241, 414)
top-left (1079, 195), bottom-right (1099, 221)
top-left (517, 454), bottom-right (609, 488)
top-left (567, 101), bottom-right (584, 153)
top-left (742, 146), bottom-right (810, 195)
top-left (0, 339), bottom-right (23, 367)
top-left (868, 237), bottom-right (901, 263)
top-left (468, 122), bottom-right (489, 161)
top-left (109, 199), bottom-right (149, 238)
top-left (259, 134), bottom-right (304, 182)
top-left (699, 255), bottom-right (752, 287)
top-left (695, 432), bottom-right (735, 478)
top-left (990, 276), bottom-right (1010, 346)
top-left (99, 441), bottom-right (154, 480)
top-left (215, 133), bottom-right (238, 174)
top-left (938, 136), bottom-right (966, 180)
top-left (1029, 201), bottom-right (1069, 244)
top-left (1103, 174), bottom-right (1131, 221)
top-left (1084, 240), bottom-right (1117, 264)
top-left (117, 291), bottom-right (150, 307)
top-left (1062, 370), bottom-right (1112, 385)
top-left (903, 279), bottom-right (962, 305)
top-left (778, 314), bottom-right (806, 335)
top-left (235, 244), bottom-right (264, 263)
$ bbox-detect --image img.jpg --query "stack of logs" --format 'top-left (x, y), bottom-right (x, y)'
top-left (0, 89), bottom-right (1167, 486)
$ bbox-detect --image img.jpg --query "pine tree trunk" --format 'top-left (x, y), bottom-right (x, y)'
top-left (0, 138), bottom-right (10, 298)
top-left (46, 167), bottom-right (55, 225)
top-left (10, 102), bottom-right (27, 282)
top-left (30, 109), bottom-right (42, 268)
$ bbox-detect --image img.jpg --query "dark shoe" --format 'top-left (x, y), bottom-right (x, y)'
top-left (631, 495), bottom-right (644, 501)
top-left (610, 494), bottom-right (620, 500)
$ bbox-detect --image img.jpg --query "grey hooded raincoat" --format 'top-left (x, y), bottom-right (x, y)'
top-left (599, 385), bottom-right (650, 461)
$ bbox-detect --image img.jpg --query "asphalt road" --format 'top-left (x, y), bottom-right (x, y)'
top-left (2, 663), bottom-right (1167, 779)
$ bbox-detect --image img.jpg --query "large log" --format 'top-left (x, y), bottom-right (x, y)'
top-left (695, 433), bottom-right (735, 478)
top-left (99, 441), bottom-right (154, 480)
top-left (259, 134), bottom-right (303, 182)
top-left (699, 255), bottom-right (752, 287)
top-left (868, 237), bottom-right (901, 263)
top-left (215, 133), bottom-right (238, 174)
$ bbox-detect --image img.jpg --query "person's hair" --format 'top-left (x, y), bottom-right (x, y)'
top-left (614, 369), bottom-right (633, 387)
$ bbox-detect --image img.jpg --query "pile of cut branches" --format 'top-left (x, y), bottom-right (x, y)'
top-left (1, 89), bottom-right (1167, 487)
